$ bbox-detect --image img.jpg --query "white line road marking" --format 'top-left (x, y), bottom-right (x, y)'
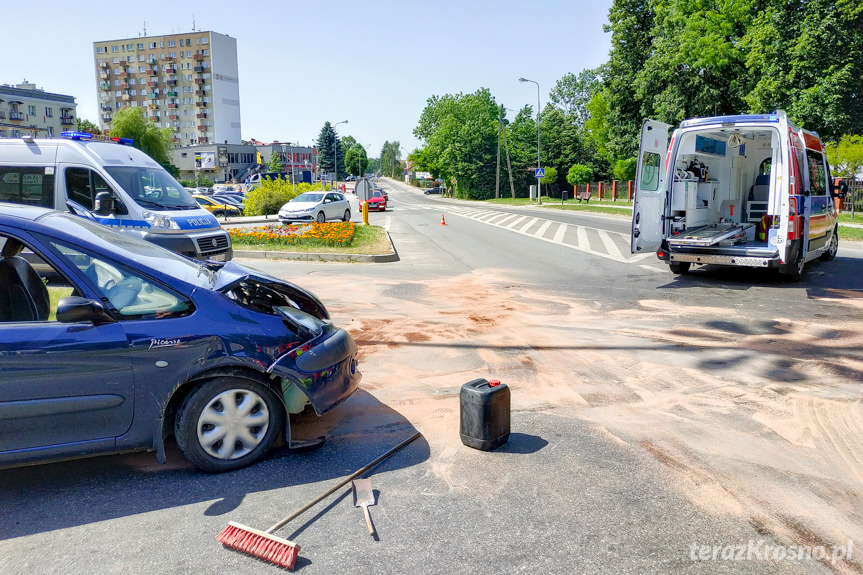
top-left (535, 220), bottom-right (553, 238)
top-left (552, 223), bottom-right (568, 244)
top-left (576, 226), bottom-right (589, 249)
top-left (507, 215), bottom-right (529, 229)
top-left (598, 229), bottom-right (623, 260)
top-left (639, 264), bottom-right (666, 273)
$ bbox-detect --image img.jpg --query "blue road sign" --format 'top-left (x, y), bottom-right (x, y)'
top-left (535, 168), bottom-right (545, 178)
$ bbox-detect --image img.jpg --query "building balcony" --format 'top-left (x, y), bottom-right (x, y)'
top-left (194, 66), bottom-right (204, 73)
top-left (196, 113), bottom-right (207, 119)
top-left (193, 53), bottom-right (203, 60)
top-left (119, 72), bottom-right (129, 78)
top-left (99, 61), bottom-right (109, 68)
top-left (99, 72), bottom-right (110, 79)
top-left (149, 92), bottom-right (159, 99)
top-left (102, 115), bottom-right (112, 123)
top-left (9, 112), bottom-right (25, 121)
top-left (121, 94), bottom-right (130, 101)
top-left (101, 104), bottom-right (112, 111)
top-left (194, 78), bottom-right (206, 85)
top-left (195, 101), bottom-right (207, 107)
top-left (167, 103), bottom-right (178, 109)
top-left (166, 91), bottom-right (178, 97)
top-left (198, 137), bottom-right (209, 143)
top-left (197, 125), bottom-right (207, 131)
top-left (166, 79), bottom-right (177, 86)
top-left (100, 83), bottom-right (111, 90)
top-left (60, 116), bottom-right (75, 125)
top-left (147, 80), bottom-right (158, 87)
top-left (148, 103), bottom-right (158, 109)
top-left (165, 55), bottom-right (175, 62)
top-left (149, 115), bottom-right (159, 121)
top-left (121, 82), bottom-right (129, 88)
top-left (119, 59), bottom-right (128, 65)
top-left (169, 114), bottom-right (179, 120)
top-left (166, 67), bottom-right (176, 74)
top-left (195, 89), bottom-right (205, 96)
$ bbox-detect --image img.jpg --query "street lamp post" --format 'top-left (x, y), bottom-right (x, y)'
top-left (333, 120), bottom-right (348, 188)
top-left (519, 77), bottom-right (542, 205)
top-left (289, 142), bottom-right (296, 193)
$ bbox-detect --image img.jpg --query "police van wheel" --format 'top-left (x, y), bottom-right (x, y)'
top-left (819, 231), bottom-right (838, 262)
top-left (669, 262), bottom-right (690, 275)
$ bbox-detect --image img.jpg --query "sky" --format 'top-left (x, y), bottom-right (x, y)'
top-left (4, 0), bottom-right (613, 158)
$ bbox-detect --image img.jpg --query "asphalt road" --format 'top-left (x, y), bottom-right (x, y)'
top-left (2, 180), bottom-right (861, 574)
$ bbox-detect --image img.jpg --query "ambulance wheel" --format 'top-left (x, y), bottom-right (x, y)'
top-left (669, 262), bottom-right (690, 275)
top-left (782, 251), bottom-right (807, 282)
top-left (819, 230), bottom-right (838, 262)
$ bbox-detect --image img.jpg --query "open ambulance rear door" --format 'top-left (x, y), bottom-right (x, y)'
top-left (631, 119), bottom-right (672, 254)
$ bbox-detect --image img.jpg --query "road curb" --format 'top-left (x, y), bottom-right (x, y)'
top-left (233, 229), bottom-right (399, 263)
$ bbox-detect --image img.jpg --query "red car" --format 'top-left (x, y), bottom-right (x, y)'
top-left (366, 189), bottom-right (387, 211)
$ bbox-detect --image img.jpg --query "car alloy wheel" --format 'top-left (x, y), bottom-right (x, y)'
top-left (343, 209), bottom-right (351, 222)
top-left (175, 377), bottom-right (284, 472)
top-left (317, 211), bottom-right (326, 223)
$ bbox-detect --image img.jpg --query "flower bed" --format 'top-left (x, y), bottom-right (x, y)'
top-left (228, 222), bottom-right (357, 249)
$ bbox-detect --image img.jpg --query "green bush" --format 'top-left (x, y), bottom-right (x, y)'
top-left (243, 180), bottom-right (331, 216)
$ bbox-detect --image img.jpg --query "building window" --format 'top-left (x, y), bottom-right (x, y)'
top-left (112, 46), bottom-right (119, 53)
top-left (47, 127), bottom-right (54, 137)
top-left (168, 40), bottom-right (175, 47)
top-left (149, 42), bottom-right (156, 49)
top-left (201, 37), bottom-right (209, 45)
top-left (45, 107), bottom-right (53, 117)
top-left (160, 41), bottom-right (165, 48)
top-left (202, 49), bottom-right (210, 56)
top-left (137, 43), bottom-right (144, 50)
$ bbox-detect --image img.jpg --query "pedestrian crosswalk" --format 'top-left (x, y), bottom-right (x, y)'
top-left (398, 203), bottom-right (655, 264)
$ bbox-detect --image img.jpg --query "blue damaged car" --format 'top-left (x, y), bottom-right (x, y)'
top-left (0, 203), bottom-right (361, 472)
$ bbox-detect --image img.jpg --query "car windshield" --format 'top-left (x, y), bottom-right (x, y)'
top-left (294, 193), bottom-right (323, 203)
top-left (104, 166), bottom-right (200, 211)
top-left (372, 191), bottom-right (383, 197)
top-left (39, 211), bottom-right (219, 288)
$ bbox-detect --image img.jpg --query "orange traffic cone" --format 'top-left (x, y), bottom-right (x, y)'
top-left (440, 214), bottom-right (446, 226)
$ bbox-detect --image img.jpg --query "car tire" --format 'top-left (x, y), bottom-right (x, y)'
top-left (175, 377), bottom-right (284, 472)
top-left (316, 211), bottom-right (326, 224)
top-left (343, 209), bottom-right (351, 222)
top-left (819, 229), bottom-right (838, 262)
top-left (669, 261), bottom-right (690, 275)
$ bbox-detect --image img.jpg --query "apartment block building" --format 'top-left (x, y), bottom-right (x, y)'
top-left (93, 31), bottom-right (241, 146)
top-left (0, 82), bottom-right (76, 138)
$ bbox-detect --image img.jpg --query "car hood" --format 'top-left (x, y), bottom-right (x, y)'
top-left (282, 201), bottom-right (320, 211)
top-left (212, 262), bottom-right (329, 320)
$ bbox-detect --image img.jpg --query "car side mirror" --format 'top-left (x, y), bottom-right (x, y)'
top-left (93, 191), bottom-right (115, 216)
top-left (56, 296), bottom-right (117, 325)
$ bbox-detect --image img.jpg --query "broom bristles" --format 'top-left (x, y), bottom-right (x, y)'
top-left (217, 521), bottom-right (301, 570)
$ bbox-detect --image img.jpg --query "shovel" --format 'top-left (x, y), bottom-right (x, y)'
top-left (352, 478), bottom-right (376, 537)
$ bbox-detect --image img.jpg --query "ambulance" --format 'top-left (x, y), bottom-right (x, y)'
top-left (631, 111), bottom-right (845, 280)
top-left (0, 132), bottom-right (232, 261)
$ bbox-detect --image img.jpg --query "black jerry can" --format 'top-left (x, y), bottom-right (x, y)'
top-left (459, 378), bottom-right (510, 451)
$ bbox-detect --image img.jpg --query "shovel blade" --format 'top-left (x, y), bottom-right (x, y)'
top-left (352, 478), bottom-right (375, 507)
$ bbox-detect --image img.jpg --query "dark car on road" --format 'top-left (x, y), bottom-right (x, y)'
top-left (0, 203), bottom-right (361, 472)
top-left (424, 187), bottom-right (444, 195)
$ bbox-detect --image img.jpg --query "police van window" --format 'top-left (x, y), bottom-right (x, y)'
top-left (65, 168), bottom-right (128, 214)
top-left (805, 150), bottom-right (827, 196)
top-left (0, 167), bottom-right (55, 208)
top-left (640, 152), bottom-right (660, 191)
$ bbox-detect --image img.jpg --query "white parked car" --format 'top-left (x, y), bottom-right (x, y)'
top-left (279, 192), bottom-right (351, 223)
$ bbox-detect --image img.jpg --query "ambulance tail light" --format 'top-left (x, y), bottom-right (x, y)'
top-left (787, 197), bottom-right (801, 241)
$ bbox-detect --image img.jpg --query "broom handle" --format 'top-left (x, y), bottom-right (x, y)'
top-left (266, 431), bottom-right (421, 533)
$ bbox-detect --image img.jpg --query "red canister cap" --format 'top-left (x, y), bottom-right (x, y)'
top-left (488, 379), bottom-right (500, 387)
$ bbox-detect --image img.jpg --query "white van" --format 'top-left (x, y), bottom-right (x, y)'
top-left (0, 132), bottom-right (232, 261)
top-left (631, 111), bottom-right (841, 280)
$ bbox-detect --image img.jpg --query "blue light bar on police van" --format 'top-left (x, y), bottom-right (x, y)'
top-left (61, 131), bottom-right (94, 140)
top-left (60, 131), bottom-right (134, 145)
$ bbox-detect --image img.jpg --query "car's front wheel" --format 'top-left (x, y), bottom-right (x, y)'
top-left (175, 377), bottom-right (284, 472)
top-left (316, 211), bottom-right (326, 224)
top-left (343, 209), bottom-right (351, 222)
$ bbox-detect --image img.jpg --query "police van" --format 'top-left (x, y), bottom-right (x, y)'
top-left (0, 132), bottom-right (232, 261)
top-left (631, 111), bottom-right (844, 280)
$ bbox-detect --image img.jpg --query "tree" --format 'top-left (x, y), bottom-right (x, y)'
top-left (267, 150), bottom-right (283, 173)
top-left (413, 89), bottom-right (500, 198)
top-left (315, 122), bottom-right (341, 180)
top-left (548, 68), bottom-right (603, 127)
top-left (76, 118), bottom-right (102, 135)
top-left (380, 141), bottom-right (402, 179)
top-left (540, 166), bottom-right (558, 198)
top-left (344, 143), bottom-right (369, 176)
top-left (826, 135), bottom-right (863, 180)
top-left (567, 164), bottom-right (594, 189)
top-left (613, 157), bottom-right (637, 181)
top-left (109, 107), bottom-right (176, 172)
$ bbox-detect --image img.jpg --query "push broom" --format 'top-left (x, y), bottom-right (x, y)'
top-left (217, 431), bottom-right (421, 570)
